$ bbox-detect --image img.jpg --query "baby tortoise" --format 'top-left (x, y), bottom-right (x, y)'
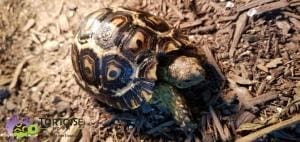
top-left (71, 7), bottom-right (206, 126)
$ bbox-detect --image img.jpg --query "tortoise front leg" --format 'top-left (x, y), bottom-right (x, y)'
top-left (151, 83), bottom-right (192, 127)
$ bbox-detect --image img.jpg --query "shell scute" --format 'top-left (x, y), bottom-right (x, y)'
top-left (72, 7), bottom-right (182, 110)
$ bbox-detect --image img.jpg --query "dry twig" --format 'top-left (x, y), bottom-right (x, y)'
top-left (229, 13), bottom-right (248, 58)
top-left (255, 0), bottom-right (289, 15)
top-left (236, 114), bottom-right (300, 142)
top-left (9, 56), bottom-right (33, 90)
top-left (237, 0), bottom-right (275, 12)
top-left (209, 106), bottom-right (231, 141)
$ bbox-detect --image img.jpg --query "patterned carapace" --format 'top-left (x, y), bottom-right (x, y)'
top-left (71, 7), bottom-right (190, 110)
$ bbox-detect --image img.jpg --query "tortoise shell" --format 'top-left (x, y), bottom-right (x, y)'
top-left (71, 7), bottom-right (190, 110)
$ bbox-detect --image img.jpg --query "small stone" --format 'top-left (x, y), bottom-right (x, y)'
top-left (43, 40), bottom-right (59, 51)
top-left (225, 1), bottom-right (234, 8)
top-left (31, 87), bottom-right (38, 92)
top-left (276, 107), bottom-right (282, 113)
top-left (247, 8), bottom-right (257, 17)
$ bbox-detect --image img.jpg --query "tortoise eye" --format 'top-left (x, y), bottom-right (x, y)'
top-left (107, 65), bottom-right (121, 81)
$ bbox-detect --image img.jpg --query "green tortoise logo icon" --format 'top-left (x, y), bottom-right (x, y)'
top-left (6, 114), bottom-right (39, 139)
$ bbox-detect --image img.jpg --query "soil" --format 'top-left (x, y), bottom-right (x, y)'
top-left (0, 0), bottom-right (300, 141)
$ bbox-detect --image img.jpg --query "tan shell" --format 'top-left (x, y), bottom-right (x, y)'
top-left (71, 7), bottom-right (190, 110)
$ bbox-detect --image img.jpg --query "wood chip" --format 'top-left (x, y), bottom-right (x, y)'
top-left (201, 46), bottom-right (226, 84)
top-left (9, 56), bottom-right (33, 90)
top-left (255, 0), bottom-right (289, 15)
top-left (236, 114), bottom-right (300, 142)
top-left (180, 18), bottom-right (206, 29)
top-left (283, 11), bottom-right (300, 20)
top-left (166, 1), bottom-right (184, 20)
top-left (0, 75), bottom-right (12, 86)
top-left (236, 111), bottom-right (256, 128)
top-left (43, 40), bottom-right (59, 51)
top-left (268, 67), bottom-right (285, 83)
top-left (229, 74), bottom-right (255, 85)
top-left (240, 64), bottom-right (249, 79)
top-left (22, 19), bottom-right (35, 32)
top-left (246, 92), bottom-right (279, 109)
top-left (55, 0), bottom-right (64, 17)
top-left (290, 1), bottom-right (300, 7)
top-left (276, 20), bottom-right (291, 35)
top-left (59, 14), bottom-right (70, 32)
top-left (105, 137), bottom-right (113, 142)
top-left (60, 125), bottom-right (81, 142)
top-left (256, 80), bottom-right (267, 96)
top-left (218, 14), bottom-right (238, 22)
top-left (209, 106), bottom-right (229, 142)
top-left (6, 100), bottom-right (16, 111)
top-left (228, 79), bottom-right (253, 106)
top-left (266, 58), bottom-right (283, 68)
top-left (31, 92), bottom-right (41, 103)
top-left (257, 64), bottom-right (269, 72)
top-left (81, 126), bottom-right (91, 142)
top-left (55, 101), bottom-right (70, 113)
top-left (209, 1), bottom-right (226, 14)
top-left (289, 18), bottom-right (300, 30)
top-left (237, 0), bottom-right (275, 12)
top-left (229, 13), bottom-right (248, 58)
top-left (190, 24), bottom-right (216, 34)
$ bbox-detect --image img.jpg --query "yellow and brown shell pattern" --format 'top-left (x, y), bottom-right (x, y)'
top-left (71, 7), bottom-right (190, 110)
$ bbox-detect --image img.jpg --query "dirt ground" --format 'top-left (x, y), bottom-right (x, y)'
top-left (0, 0), bottom-right (300, 141)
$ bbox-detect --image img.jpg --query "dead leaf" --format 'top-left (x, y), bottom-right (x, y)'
top-left (236, 122), bottom-right (265, 132)
top-left (266, 58), bottom-right (283, 68)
